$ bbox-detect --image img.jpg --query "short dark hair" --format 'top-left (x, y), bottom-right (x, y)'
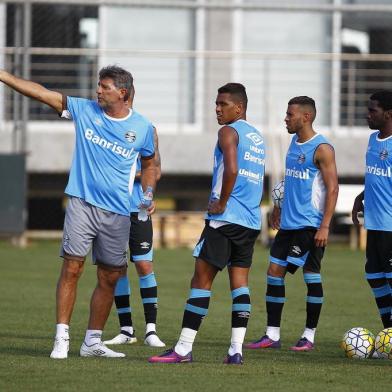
top-left (99, 65), bottom-right (133, 101)
top-left (218, 83), bottom-right (248, 109)
top-left (288, 96), bottom-right (316, 119)
top-left (370, 90), bottom-right (392, 111)
top-left (288, 96), bottom-right (316, 111)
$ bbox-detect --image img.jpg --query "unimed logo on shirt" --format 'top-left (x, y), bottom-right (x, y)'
top-left (84, 128), bottom-right (133, 158)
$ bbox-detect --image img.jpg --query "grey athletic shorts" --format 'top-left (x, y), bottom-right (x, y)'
top-left (60, 197), bottom-right (130, 268)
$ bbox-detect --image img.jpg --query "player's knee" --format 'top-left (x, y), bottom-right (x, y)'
top-left (190, 274), bottom-right (213, 290)
top-left (267, 263), bottom-right (285, 278)
top-left (97, 265), bottom-right (126, 289)
top-left (62, 256), bottom-right (84, 280)
top-left (135, 261), bottom-right (153, 276)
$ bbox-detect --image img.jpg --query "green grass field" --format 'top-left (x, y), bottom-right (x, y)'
top-left (0, 241), bottom-right (390, 391)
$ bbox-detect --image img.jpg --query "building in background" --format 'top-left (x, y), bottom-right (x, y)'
top-left (0, 0), bottom-right (392, 231)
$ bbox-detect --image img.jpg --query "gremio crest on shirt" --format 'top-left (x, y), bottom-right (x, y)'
top-left (124, 130), bottom-right (137, 143)
top-left (297, 153), bottom-right (306, 164)
top-left (379, 149), bottom-right (388, 160)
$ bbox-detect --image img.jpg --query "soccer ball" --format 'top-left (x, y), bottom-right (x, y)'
top-left (271, 180), bottom-right (284, 208)
top-left (341, 327), bottom-right (375, 359)
top-left (374, 328), bottom-right (392, 359)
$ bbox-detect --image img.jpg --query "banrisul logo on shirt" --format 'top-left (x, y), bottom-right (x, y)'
top-left (84, 128), bottom-right (133, 158)
top-left (125, 130), bottom-right (136, 143)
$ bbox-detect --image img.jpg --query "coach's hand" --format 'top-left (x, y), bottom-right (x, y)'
top-left (146, 200), bottom-right (156, 215)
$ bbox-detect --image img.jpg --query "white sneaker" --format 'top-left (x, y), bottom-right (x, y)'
top-left (144, 332), bottom-right (166, 347)
top-left (80, 341), bottom-right (125, 358)
top-left (103, 332), bottom-right (137, 345)
top-left (50, 336), bottom-right (69, 359)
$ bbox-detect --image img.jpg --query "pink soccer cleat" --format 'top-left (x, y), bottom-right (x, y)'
top-left (148, 348), bottom-right (193, 363)
top-left (245, 335), bottom-right (281, 349)
top-left (289, 337), bottom-right (314, 352)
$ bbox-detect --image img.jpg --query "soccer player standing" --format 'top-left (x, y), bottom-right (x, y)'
top-left (352, 91), bottom-right (392, 329)
top-left (104, 125), bottom-right (165, 348)
top-left (149, 83), bottom-right (265, 365)
top-left (0, 65), bottom-right (156, 359)
top-left (246, 96), bottom-right (338, 351)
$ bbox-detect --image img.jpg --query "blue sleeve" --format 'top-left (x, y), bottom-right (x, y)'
top-left (66, 97), bottom-right (90, 120)
top-left (140, 123), bottom-right (155, 158)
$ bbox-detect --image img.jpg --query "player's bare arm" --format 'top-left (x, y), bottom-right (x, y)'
top-left (269, 205), bottom-right (281, 231)
top-left (153, 127), bottom-right (162, 182)
top-left (351, 190), bottom-right (364, 226)
top-left (134, 127), bottom-right (161, 183)
top-left (140, 154), bottom-right (157, 190)
top-left (314, 143), bottom-right (339, 247)
top-left (0, 70), bottom-right (63, 113)
top-left (208, 126), bottom-right (238, 215)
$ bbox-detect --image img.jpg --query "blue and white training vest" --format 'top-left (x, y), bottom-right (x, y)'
top-left (281, 133), bottom-right (332, 230)
top-left (364, 131), bottom-right (392, 231)
top-left (207, 119), bottom-right (265, 230)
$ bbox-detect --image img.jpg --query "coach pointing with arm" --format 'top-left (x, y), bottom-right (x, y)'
top-left (0, 69), bottom-right (64, 112)
top-left (0, 66), bottom-right (156, 359)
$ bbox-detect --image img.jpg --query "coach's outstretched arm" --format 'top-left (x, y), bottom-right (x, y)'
top-left (0, 70), bottom-right (63, 113)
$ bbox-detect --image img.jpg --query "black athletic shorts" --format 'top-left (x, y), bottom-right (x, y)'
top-left (129, 212), bottom-right (153, 262)
top-left (270, 228), bottom-right (325, 274)
top-left (365, 230), bottom-right (392, 274)
top-left (192, 220), bottom-right (260, 270)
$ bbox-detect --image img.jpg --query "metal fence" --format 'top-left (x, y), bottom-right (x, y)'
top-left (1, 0), bottom-right (391, 237)
top-left (1, 1), bottom-right (392, 142)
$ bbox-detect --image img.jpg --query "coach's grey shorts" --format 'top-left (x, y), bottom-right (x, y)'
top-left (60, 197), bottom-right (131, 268)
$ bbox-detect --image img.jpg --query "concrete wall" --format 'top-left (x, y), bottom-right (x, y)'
top-left (0, 125), bottom-right (369, 178)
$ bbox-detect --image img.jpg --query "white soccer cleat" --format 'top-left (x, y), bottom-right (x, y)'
top-left (80, 341), bottom-right (125, 358)
top-left (103, 332), bottom-right (137, 345)
top-left (50, 336), bottom-right (69, 359)
top-left (144, 332), bottom-right (166, 347)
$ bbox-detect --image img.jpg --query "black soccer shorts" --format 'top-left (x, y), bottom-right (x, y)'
top-left (270, 228), bottom-right (325, 274)
top-left (365, 229), bottom-right (392, 274)
top-left (192, 220), bottom-right (260, 270)
top-left (129, 212), bottom-right (153, 262)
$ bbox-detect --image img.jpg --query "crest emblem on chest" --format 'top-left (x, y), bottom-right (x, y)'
top-left (380, 149), bottom-right (389, 160)
top-left (297, 153), bottom-right (306, 164)
top-left (125, 131), bottom-right (136, 143)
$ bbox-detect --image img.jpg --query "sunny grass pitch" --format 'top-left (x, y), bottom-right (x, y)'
top-left (0, 241), bottom-right (390, 392)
